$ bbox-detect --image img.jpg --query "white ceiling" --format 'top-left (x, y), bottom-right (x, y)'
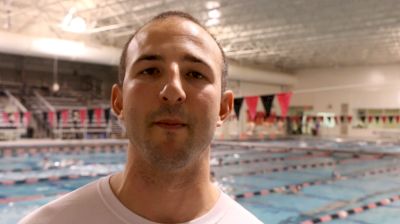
top-left (1, 0), bottom-right (400, 72)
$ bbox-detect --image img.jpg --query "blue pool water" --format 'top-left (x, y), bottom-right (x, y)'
top-left (1, 138), bottom-right (400, 223)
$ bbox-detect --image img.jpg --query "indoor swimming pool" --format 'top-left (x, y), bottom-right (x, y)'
top-left (1, 138), bottom-right (400, 223)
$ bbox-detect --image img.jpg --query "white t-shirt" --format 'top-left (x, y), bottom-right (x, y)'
top-left (19, 176), bottom-right (263, 224)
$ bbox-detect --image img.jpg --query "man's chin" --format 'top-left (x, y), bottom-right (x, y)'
top-left (148, 152), bottom-right (192, 171)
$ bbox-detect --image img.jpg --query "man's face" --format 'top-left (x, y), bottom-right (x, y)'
top-left (112, 17), bottom-right (232, 171)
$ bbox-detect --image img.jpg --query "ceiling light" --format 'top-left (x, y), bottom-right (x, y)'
top-left (52, 83), bottom-right (60, 92)
top-left (68, 16), bottom-right (87, 33)
top-left (208, 9), bottom-right (221, 19)
top-left (205, 1), bottom-right (220, 9)
top-left (61, 7), bottom-right (87, 33)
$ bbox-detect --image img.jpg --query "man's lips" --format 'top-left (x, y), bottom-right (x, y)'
top-left (153, 119), bottom-right (187, 129)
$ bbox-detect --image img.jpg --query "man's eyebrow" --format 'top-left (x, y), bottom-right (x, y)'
top-left (182, 54), bottom-right (212, 70)
top-left (132, 53), bottom-right (213, 70)
top-left (134, 54), bottom-right (164, 64)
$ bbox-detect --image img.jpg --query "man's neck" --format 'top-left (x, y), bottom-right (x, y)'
top-left (109, 145), bottom-right (219, 223)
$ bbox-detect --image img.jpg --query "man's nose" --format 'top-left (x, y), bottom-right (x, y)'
top-left (159, 64), bottom-right (186, 105)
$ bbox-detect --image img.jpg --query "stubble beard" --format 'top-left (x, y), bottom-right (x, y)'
top-left (143, 129), bottom-right (199, 171)
top-left (134, 106), bottom-right (212, 172)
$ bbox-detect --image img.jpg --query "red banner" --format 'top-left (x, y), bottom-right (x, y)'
top-left (80, 109), bottom-right (86, 126)
top-left (48, 111), bottom-right (55, 127)
top-left (62, 110), bottom-right (69, 125)
top-left (95, 108), bottom-right (102, 125)
top-left (245, 96), bottom-right (258, 121)
top-left (277, 92), bottom-right (292, 117)
top-left (347, 116), bottom-right (353, 123)
top-left (25, 112), bottom-right (31, 126)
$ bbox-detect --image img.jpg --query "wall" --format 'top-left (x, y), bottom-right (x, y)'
top-left (291, 64), bottom-right (400, 138)
top-left (0, 53), bottom-right (117, 99)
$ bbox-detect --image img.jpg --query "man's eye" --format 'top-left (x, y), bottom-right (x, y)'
top-left (139, 68), bottom-right (160, 76)
top-left (187, 71), bottom-right (204, 79)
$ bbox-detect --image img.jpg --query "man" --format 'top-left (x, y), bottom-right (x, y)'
top-left (20, 11), bottom-right (263, 224)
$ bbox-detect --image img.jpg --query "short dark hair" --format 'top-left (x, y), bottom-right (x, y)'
top-left (118, 11), bottom-right (227, 92)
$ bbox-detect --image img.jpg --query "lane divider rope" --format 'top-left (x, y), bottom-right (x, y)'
top-left (0, 172), bottom-right (109, 186)
top-left (214, 152), bottom-right (326, 167)
top-left (232, 165), bottom-right (400, 200)
top-left (4, 164), bottom-right (400, 205)
top-left (0, 154), bottom-right (380, 186)
top-left (300, 194), bottom-right (400, 224)
top-left (0, 144), bottom-right (126, 158)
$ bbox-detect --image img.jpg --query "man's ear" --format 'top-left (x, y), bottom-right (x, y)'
top-left (111, 84), bottom-right (124, 120)
top-left (217, 90), bottom-right (234, 127)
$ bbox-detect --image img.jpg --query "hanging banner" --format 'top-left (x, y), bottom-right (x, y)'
top-left (80, 109), bottom-right (87, 126)
top-left (3, 112), bottom-right (9, 124)
top-left (388, 116), bottom-right (394, 123)
top-left (318, 116), bottom-right (324, 122)
top-left (260, 95), bottom-right (274, 117)
top-left (56, 111), bottom-right (61, 126)
top-left (277, 92), bottom-right (292, 117)
top-left (347, 116), bottom-right (353, 123)
top-left (233, 98), bottom-right (244, 118)
top-left (396, 116), bottom-right (400, 123)
top-left (43, 112), bottom-right (47, 123)
top-left (334, 116), bottom-right (339, 123)
top-left (48, 111), bottom-right (55, 127)
top-left (24, 112), bottom-right (31, 126)
top-left (360, 116), bottom-right (366, 123)
top-left (62, 110), bottom-right (69, 125)
top-left (245, 96), bottom-right (258, 121)
top-left (104, 108), bottom-right (111, 123)
top-left (95, 108), bottom-right (102, 125)
top-left (368, 116), bottom-right (373, 123)
top-left (327, 116), bottom-right (332, 122)
top-left (374, 116), bottom-right (380, 123)
top-left (88, 109), bottom-right (94, 124)
top-left (381, 116), bottom-right (387, 123)
top-left (340, 116), bottom-right (345, 123)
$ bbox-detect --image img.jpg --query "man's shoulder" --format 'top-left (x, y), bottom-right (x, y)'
top-left (19, 179), bottom-right (101, 224)
top-left (219, 193), bottom-right (264, 224)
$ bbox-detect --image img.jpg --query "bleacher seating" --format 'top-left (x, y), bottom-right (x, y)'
top-left (34, 92), bottom-right (123, 139)
top-left (0, 85), bottom-right (124, 140)
top-left (0, 91), bottom-right (27, 140)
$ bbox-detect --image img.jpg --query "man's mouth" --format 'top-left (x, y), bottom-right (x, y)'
top-left (153, 119), bottom-right (187, 129)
